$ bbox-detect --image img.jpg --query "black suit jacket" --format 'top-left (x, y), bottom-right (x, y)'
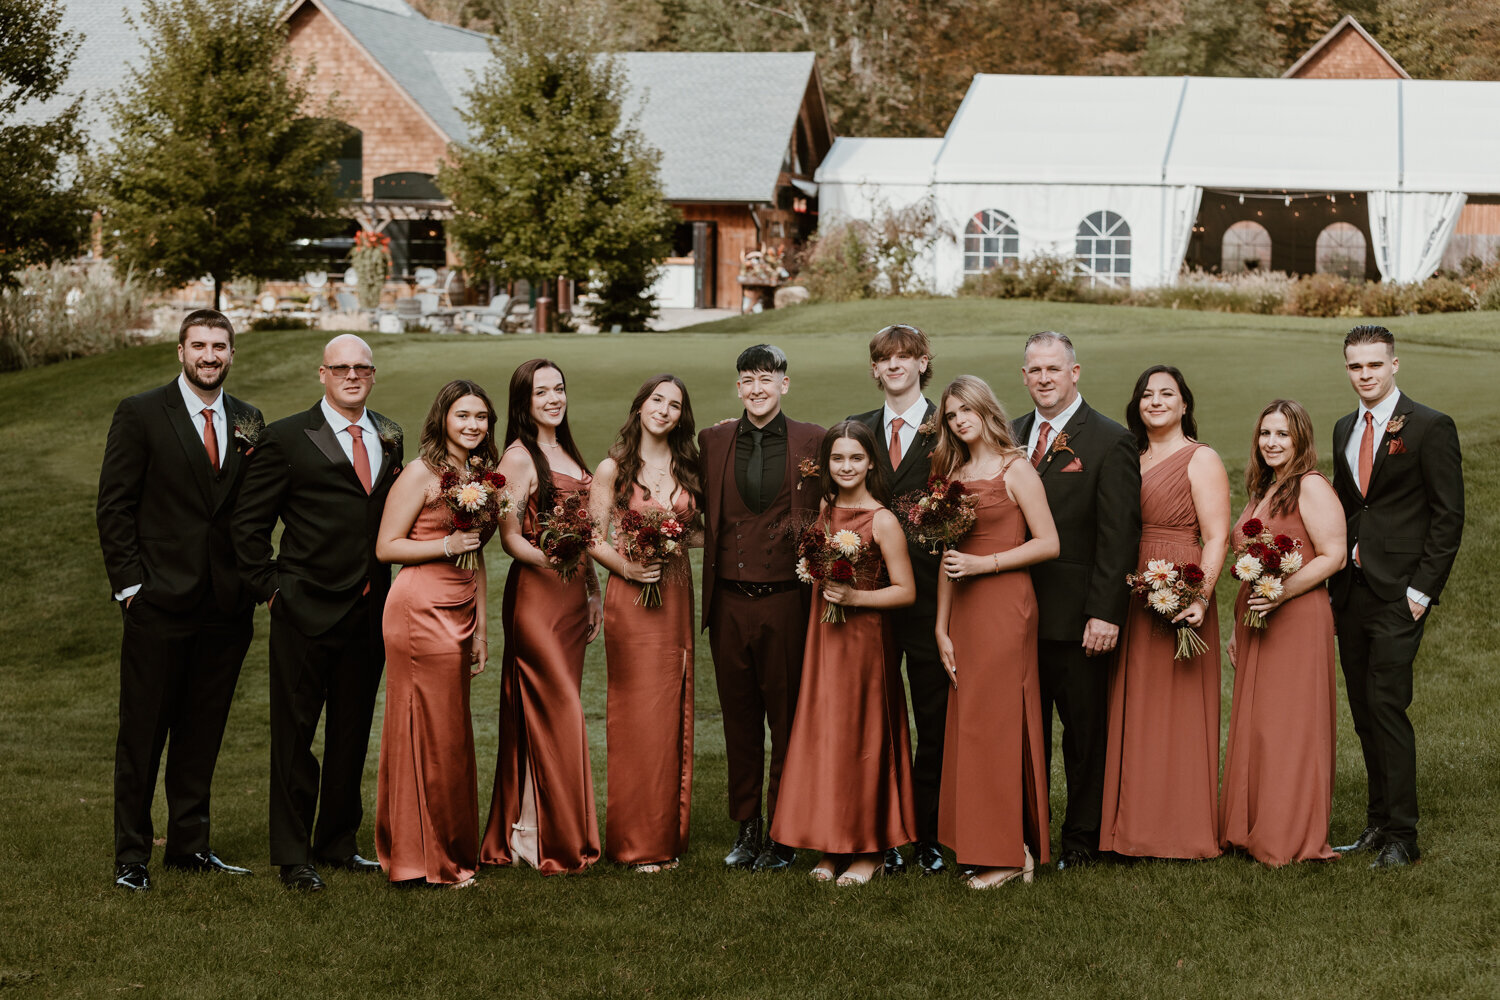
top-left (1330, 393), bottom-right (1464, 607)
top-left (698, 414), bottom-right (825, 630)
top-left (232, 401), bottom-right (403, 636)
top-left (849, 400), bottom-right (940, 660)
top-left (1012, 400), bottom-right (1141, 642)
top-left (97, 380), bottom-right (262, 615)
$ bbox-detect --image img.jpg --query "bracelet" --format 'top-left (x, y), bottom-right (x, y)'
top-left (992, 552), bottom-right (1001, 573)
top-left (443, 536), bottom-right (452, 558)
top-left (475, 637), bottom-right (488, 645)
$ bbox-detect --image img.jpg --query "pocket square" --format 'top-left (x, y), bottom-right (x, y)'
top-left (1059, 457), bottom-right (1084, 472)
top-left (1387, 438), bottom-right (1406, 456)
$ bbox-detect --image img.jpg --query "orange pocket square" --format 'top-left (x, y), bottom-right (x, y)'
top-left (1387, 438), bottom-right (1406, 455)
top-left (1059, 457), bottom-right (1084, 472)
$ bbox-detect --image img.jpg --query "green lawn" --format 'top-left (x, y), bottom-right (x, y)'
top-left (1, 299), bottom-right (1496, 998)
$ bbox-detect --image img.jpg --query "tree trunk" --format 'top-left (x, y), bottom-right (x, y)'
top-left (213, 276), bottom-right (222, 312)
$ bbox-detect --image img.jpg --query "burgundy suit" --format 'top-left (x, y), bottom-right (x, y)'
top-left (699, 414), bottom-right (824, 823)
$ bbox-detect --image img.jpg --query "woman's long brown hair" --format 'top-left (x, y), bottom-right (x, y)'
top-left (419, 379), bottom-right (499, 472)
top-left (607, 374), bottom-right (703, 513)
top-left (504, 359), bottom-right (587, 513)
top-left (1245, 398), bottom-right (1318, 517)
top-left (929, 375), bottom-right (1022, 480)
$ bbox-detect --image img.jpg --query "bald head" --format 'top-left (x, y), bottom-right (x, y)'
top-left (320, 334), bottom-right (376, 418)
top-left (323, 333), bottom-right (372, 364)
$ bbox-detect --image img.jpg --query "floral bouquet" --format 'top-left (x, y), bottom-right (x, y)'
top-left (795, 522), bottom-right (877, 623)
top-left (439, 461), bottom-right (511, 570)
top-left (615, 505), bottom-right (688, 608)
top-left (893, 476), bottom-right (979, 554)
top-left (1125, 559), bottom-right (1211, 659)
top-left (537, 490), bottom-right (598, 582)
top-left (1230, 518), bottom-right (1304, 628)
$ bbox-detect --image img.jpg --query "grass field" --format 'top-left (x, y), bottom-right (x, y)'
top-left (1, 298), bottom-right (1496, 998)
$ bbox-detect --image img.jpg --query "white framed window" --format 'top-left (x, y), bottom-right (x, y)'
top-left (1075, 211), bottom-right (1131, 288)
top-left (1316, 222), bottom-right (1366, 280)
top-left (1222, 220), bottom-right (1272, 274)
top-left (963, 209), bottom-right (1020, 274)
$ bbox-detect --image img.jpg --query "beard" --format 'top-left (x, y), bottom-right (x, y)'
top-left (184, 359), bottom-right (229, 392)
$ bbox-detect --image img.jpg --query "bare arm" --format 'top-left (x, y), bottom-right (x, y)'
top-left (1177, 446), bottom-right (1232, 627)
top-left (497, 447), bottom-right (551, 570)
top-left (587, 458), bottom-right (661, 585)
top-left (375, 462), bottom-right (480, 566)
top-left (1247, 474), bottom-right (1347, 615)
top-left (939, 461), bottom-right (1060, 581)
top-left (823, 509), bottom-right (915, 610)
top-left (935, 561), bottom-right (957, 687)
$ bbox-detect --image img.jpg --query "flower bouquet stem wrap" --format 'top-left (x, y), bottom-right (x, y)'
top-left (795, 521), bottom-right (875, 624)
top-left (1126, 559), bottom-right (1210, 660)
top-left (1229, 518), bottom-right (1304, 629)
top-left (614, 504), bottom-right (689, 609)
top-left (439, 461), bottom-right (510, 570)
top-left (537, 490), bottom-right (598, 582)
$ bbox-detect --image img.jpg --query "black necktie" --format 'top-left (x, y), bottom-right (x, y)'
top-left (747, 429), bottom-right (764, 511)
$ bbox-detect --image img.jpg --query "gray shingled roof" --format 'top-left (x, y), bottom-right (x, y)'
top-left (13, 1), bottom-right (149, 145)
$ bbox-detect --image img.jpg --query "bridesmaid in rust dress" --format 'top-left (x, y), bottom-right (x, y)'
top-left (1100, 366), bottom-right (1230, 860)
top-left (481, 359), bottom-right (603, 875)
top-left (1221, 400), bottom-right (1346, 866)
top-left (588, 375), bottom-right (703, 873)
top-left (931, 376), bottom-right (1058, 889)
top-left (375, 380), bottom-right (498, 888)
top-left (771, 421), bottom-right (916, 887)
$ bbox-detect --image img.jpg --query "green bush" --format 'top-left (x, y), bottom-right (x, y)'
top-left (1133, 269), bottom-right (1292, 314)
top-left (1358, 281), bottom-right (1405, 317)
top-left (0, 262), bottom-right (148, 371)
top-left (958, 253), bottom-right (1083, 302)
top-left (1478, 277), bottom-right (1500, 311)
top-left (1402, 275), bottom-right (1476, 314)
top-left (798, 223), bottom-right (878, 303)
top-left (248, 315), bottom-right (312, 331)
top-left (1288, 272), bottom-right (1361, 317)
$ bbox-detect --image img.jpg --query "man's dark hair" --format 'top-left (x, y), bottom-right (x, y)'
top-left (735, 343), bottom-right (788, 374)
top-left (179, 308), bottom-right (236, 347)
top-left (1344, 325), bottom-right (1395, 352)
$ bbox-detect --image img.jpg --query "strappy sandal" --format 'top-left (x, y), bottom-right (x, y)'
top-left (631, 859), bottom-right (679, 874)
top-left (965, 846), bottom-right (1035, 889)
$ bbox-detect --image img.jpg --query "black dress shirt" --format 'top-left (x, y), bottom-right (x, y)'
top-left (733, 411), bottom-right (787, 513)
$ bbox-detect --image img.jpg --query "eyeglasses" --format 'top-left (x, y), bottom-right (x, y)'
top-left (325, 364), bottom-right (376, 379)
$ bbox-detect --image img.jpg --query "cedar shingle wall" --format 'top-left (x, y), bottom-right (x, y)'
top-left (1290, 30), bottom-right (1404, 80)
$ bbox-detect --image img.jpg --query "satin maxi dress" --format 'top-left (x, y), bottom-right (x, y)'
top-left (376, 492), bottom-right (492, 884)
top-left (481, 459), bottom-right (600, 874)
top-left (602, 485), bottom-right (696, 865)
top-left (771, 506), bottom-right (916, 854)
top-left (1099, 443), bottom-right (1222, 859)
top-left (1220, 475), bottom-right (1340, 866)
top-left (936, 467), bottom-right (1051, 869)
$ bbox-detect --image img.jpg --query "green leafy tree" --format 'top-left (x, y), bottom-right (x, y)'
top-left (0, 0), bottom-right (88, 285)
top-left (439, 0), bottom-right (674, 330)
top-left (94, 0), bottom-right (346, 309)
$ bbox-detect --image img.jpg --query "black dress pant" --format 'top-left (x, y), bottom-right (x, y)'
top-left (268, 596), bottom-right (384, 865)
top-left (1037, 638), bottom-right (1110, 856)
top-left (114, 598), bottom-right (251, 864)
top-left (890, 611), bottom-right (948, 844)
top-left (1336, 579), bottom-right (1426, 844)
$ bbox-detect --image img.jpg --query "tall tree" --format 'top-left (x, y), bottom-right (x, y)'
top-left (94, 0), bottom-right (345, 309)
top-left (1139, 0), bottom-right (1284, 76)
top-left (439, 0), bottom-right (674, 330)
top-left (0, 0), bottom-right (87, 285)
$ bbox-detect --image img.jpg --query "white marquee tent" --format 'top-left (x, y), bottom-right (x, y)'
top-left (816, 74), bottom-right (1500, 292)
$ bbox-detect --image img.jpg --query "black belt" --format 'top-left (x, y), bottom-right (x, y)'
top-left (718, 579), bottom-right (800, 599)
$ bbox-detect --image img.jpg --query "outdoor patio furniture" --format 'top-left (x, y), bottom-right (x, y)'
top-left (458, 294), bottom-right (512, 336)
top-left (394, 297), bottom-right (423, 331)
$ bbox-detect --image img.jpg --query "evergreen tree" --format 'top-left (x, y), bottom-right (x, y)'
top-left (0, 0), bottom-right (88, 285)
top-left (439, 0), bottom-right (674, 330)
top-left (94, 0), bottom-right (345, 309)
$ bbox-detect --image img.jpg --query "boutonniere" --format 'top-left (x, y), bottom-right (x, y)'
top-left (916, 418), bottom-right (938, 437)
top-left (1048, 432), bottom-right (1075, 460)
top-left (797, 456), bottom-right (820, 490)
top-left (371, 413), bottom-right (403, 449)
top-left (1385, 414), bottom-right (1407, 454)
top-left (232, 414), bottom-right (263, 453)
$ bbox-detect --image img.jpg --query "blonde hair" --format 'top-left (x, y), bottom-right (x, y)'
top-left (930, 375), bottom-right (1023, 479)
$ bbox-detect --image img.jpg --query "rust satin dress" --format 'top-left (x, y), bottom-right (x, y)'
top-left (771, 507), bottom-right (916, 854)
top-left (937, 469), bottom-right (1050, 868)
top-left (1220, 478), bottom-right (1339, 865)
top-left (480, 463), bottom-right (600, 874)
top-left (376, 492), bottom-right (492, 884)
top-left (1099, 443), bottom-right (1222, 859)
top-left (602, 485), bottom-right (695, 865)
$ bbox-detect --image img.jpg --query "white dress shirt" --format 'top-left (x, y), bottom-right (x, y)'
top-left (1025, 393), bottom-right (1084, 458)
top-left (320, 398), bottom-right (384, 483)
top-left (882, 396), bottom-right (929, 466)
top-left (1342, 388), bottom-right (1428, 607)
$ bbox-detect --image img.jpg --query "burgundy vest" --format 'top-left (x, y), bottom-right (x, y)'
top-left (716, 473), bottom-right (798, 583)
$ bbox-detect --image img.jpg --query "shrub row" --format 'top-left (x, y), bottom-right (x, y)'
top-left (0, 263), bottom-right (148, 372)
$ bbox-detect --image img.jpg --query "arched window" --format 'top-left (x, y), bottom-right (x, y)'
top-left (963, 209), bottom-right (1020, 274)
top-left (1316, 222), bottom-right (1366, 280)
top-left (373, 172), bottom-right (444, 200)
top-left (1076, 211), bottom-right (1131, 287)
top-left (1222, 220), bottom-right (1271, 274)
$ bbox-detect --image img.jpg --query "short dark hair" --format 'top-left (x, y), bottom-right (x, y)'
top-left (179, 308), bottom-right (235, 347)
top-left (735, 343), bottom-right (788, 374)
top-left (1344, 325), bottom-right (1395, 352)
top-left (869, 324), bottom-right (934, 389)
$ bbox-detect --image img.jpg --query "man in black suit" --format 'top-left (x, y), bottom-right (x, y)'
top-left (97, 309), bottom-right (261, 891)
top-left (233, 334), bottom-right (403, 891)
top-left (847, 323), bottom-right (946, 877)
top-left (1330, 325), bottom-right (1463, 869)
top-left (1011, 331), bottom-right (1141, 870)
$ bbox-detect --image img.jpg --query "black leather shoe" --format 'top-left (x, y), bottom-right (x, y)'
top-left (1334, 826), bottom-right (1385, 854)
top-left (915, 841), bottom-right (946, 876)
top-left (723, 816), bottom-right (763, 869)
top-left (114, 863), bottom-right (150, 892)
top-left (164, 851), bottom-right (253, 876)
top-left (751, 839), bottom-right (796, 872)
top-left (1055, 849), bottom-right (1095, 872)
top-left (317, 854), bottom-right (382, 873)
top-left (883, 847), bottom-right (907, 876)
top-left (279, 864), bottom-right (327, 891)
top-left (1370, 841), bottom-right (1420, 869)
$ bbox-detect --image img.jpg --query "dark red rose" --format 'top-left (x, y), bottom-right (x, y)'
top-left (619, 509), bottom-right (645, 533)
top-left (485, 471), bottom-right (506, 489)
top-left (1241, 518), bottom-right (1263, 538)
top-left (1181, 563), bottom-right (1205, 586)
top-left (828, 558), bottom-right (856, 583)
top-left (1247, 541), bottom-right (1269, 560)
top-left (1274, 534), bottom-right (1296, 553)
top-left (1261, 551), bottom-right (1282, 572)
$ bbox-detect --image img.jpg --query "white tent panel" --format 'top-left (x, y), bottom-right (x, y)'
top-left (816, 137), bottom-right (941, 186)
top-left (935, 75), bottom-right (1187, 185)
top-left (1402, 81), bottom-right (1500, 193)
top-left (1166, 78), bottom-right (1402, 191)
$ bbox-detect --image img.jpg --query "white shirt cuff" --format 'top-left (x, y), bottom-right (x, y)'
top-left (115, 584), bottom-right (142, 602)
top-left (1406, 587), bottom-right (1430, 608)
